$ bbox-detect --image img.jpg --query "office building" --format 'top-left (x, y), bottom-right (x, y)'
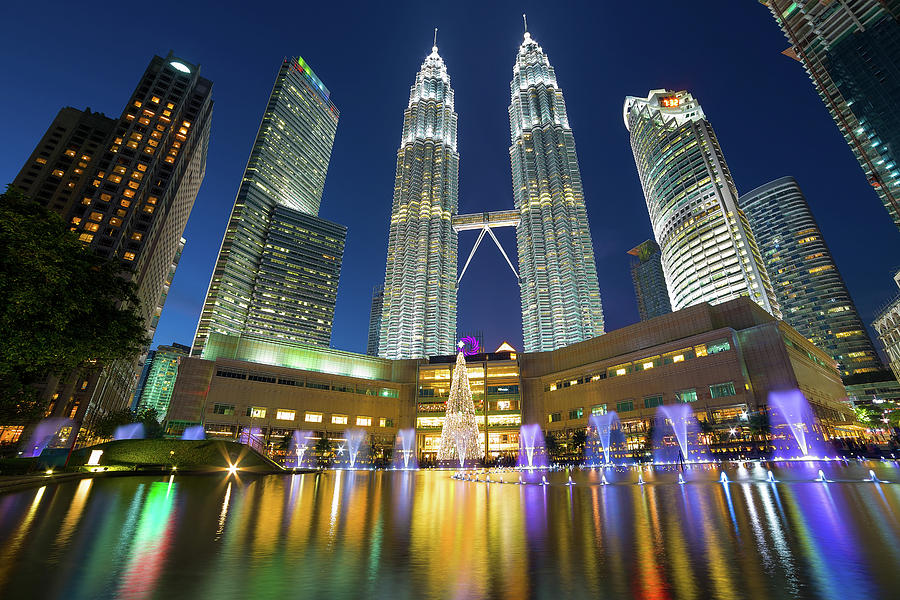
top-left (193, 56), bottom-right (344, 355)
top-left (762, 0), bottom-right (900, 231)
top-left (12, 107), bottom-right (115, 217)
top-left (509, 28), bottom-right (604, 352)
top-left (627, 240), bottom-right (672, 321)
top-left (379, 42), bottom-right (458, 359)
top-left (741, 176), bottom-right (881, 376)
top-left (366, 285), bottom-right (384, 356)
top-left (874, 270), bottom-right (900, 382)
top-left (12, 53), bottom-right (212, 430)
top-left (624, 89), bottom-right (779, 316)
top-left (135, 343), bottom-right (190, 418)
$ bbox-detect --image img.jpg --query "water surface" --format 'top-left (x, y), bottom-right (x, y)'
top-left (2, 462), bottom-right (900, 599)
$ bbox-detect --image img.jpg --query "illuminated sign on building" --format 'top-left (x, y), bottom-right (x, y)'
top-left (659, 96), bottom-right (680, 108)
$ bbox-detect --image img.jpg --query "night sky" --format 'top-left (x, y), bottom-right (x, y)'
top-left (2, 1), bottom-right (898, 355)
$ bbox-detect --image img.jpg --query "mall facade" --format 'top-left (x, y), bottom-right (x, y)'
top-left (165, 297), bottom-right (859, 461)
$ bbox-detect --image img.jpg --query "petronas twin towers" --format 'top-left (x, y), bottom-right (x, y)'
top-left (379, 26), bottom-right (604, 359)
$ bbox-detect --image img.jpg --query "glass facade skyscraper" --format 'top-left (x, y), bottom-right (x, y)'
top-left (366, 285), bottom-right (384, 356)
top-left (624, 89), bottom-right (779, 316)
top-left (135, 343), bottom-right (190, 418)
top-left (741, 177), bottom-right (881, 376)
top-left (627, 240), bottom-right (672, 321)
top-left (509, 30), bottom-right (604, 353)
top-left (193, 56), bottom-right (344, 355)
top-left (763, 0), bottom-right (900, 231)
top-left (379, 44), bottom-right (458, 359)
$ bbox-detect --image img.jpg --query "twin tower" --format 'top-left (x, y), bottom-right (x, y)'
top-left (378, 29), bottom-right (605, 358)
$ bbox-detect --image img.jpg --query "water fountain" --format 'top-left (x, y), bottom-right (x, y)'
top-left (566, 476), bottom-right (576, 486)
top-left (288, 430), bottom-right (313, 469)
top-left (586, 412), bottom-right (623, 465)
top-left (655, 404), bottom-right (707, 464)
top-left (601, 473), bottom-right (609, 485)
top-left (767, 470), bottom-right (778, 483)
top-left (541, 475), bottom-right (548, 486)
top-left (517, 423), bottom-right (548, 469)
top-left (815, 469), bottom-right (829, 483)
top-left (181, 425), bottom-right (205, 441)
top-left (678, 473), bottom-right (685, 485)
top-left (719, 472), bottom-right (729, 484)
top-left (343, 428), bottom-right (367, 469)
top-left (637, 472), bottom-right (644, 485)
top-left (114, 422), bottom-right (145, 440)
top-left (769, 389), bottom-right (828, 459)
top-left (392, 428), bottom-right (418, 470)
top-left (20, 418), bottom-right (73, 457)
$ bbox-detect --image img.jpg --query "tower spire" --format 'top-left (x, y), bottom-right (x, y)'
top-left (433, 27), bottom-right (438, 52)
top-left (523, 13), bottom-right (528, 33)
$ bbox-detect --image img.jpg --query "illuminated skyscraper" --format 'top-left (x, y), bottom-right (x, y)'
top-left (741, 177), bottom-right (881, 376)
top-left (379, 41), bottom-right (458, 359)
top-left (624, 89), bottom-right (779, 316)
top-left (366, 285), bottom-right (383, 356)
top-left (509, 27), bottom-right (604, 352)
top-left (762, 0), bottom-right (900, 231)
top-left (193, 56), bottom-right (345, 355)
top-left (134, 343), bottom-right (190, 417)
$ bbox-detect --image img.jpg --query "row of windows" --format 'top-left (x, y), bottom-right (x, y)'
top-left (545, 339), bottom-right (732, 392)
top-left (211, 403), bottom-right (393, 428)
top-left (545, 383), bottom-right (735, 423)
top-left (215, 368), bottom-right (399, 398)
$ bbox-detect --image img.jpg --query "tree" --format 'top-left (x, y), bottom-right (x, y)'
top-left (571, 429), bottom-right (587, 461)
top-left (315, 435), bottom-right (333, 468)
top-left (544, 432), bottom-right (559, 462)
top-left (0, 188), bottom-right (148, 422)
top-left (90, 406), bottom-right (163, 440)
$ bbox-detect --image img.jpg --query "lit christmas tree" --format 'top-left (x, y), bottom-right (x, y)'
top-left (438, 346), bottom-right (483, 468)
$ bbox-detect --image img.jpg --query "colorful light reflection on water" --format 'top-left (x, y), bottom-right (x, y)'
top-left (1, 463), bottom-right (900, 599)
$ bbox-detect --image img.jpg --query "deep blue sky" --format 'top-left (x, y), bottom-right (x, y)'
top-left (2, 1), bottom-right (898, 355)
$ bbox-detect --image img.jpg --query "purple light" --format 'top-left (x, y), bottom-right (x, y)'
top-left (458, 336), bottom-right (479, 356)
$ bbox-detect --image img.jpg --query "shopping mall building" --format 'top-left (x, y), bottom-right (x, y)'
top-left (165, 297), bottom-right (860, 460)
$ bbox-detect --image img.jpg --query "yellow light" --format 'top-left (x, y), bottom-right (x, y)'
top-left (673, 355), bottom-right (684, 363)
top-left (643, 362), bottom-right (654, 370)
top-left (227, 465), bottom-right (238, 474)
top-left (45, 469), bottom-right (53, 475)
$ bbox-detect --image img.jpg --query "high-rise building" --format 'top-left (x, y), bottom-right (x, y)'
top-left (627, 240), bottom-right (672, 321)
top-left (762, 1), bottom-right (900, 231)
top-left (13, 53), bottom-right (213, 431)
top-left (624, 89), bottom-right (779, 316)
top-left (193, 56), bottom-right (344, 355)
top-left (134, 343), bottom-right (190, 419)
top-left (13, 107), bottom-right (116, 217)
top-left (874, 270), bottom-right (900, 382)
top-left (366, 285), bottom-right (384, 356)
top-left (740, 176), bottom-right (881, 376)
top-left (379, 43), bottom-right (458, 359)
top-left (509, 28), bottom-right (604, 352)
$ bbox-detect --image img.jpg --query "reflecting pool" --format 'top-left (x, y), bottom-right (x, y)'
top-left (2, 463), bottom-right (900, 599)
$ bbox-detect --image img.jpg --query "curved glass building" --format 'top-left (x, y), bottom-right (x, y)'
top-left (510, 30), bottom-right (604, 353)
top-left (624, 89), bottom-right (779, 316)
top-left (740, 176), bottom-right (882, 376)
top-left (379, 44), bottom-right (458, 359)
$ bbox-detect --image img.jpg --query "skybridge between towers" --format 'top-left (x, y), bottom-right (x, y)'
top-left (452, 210), bottom-right (521, 286)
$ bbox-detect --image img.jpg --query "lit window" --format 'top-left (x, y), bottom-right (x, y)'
top-left (131, 232), bottom-right (142, 241)
top-left (245, 406), bottom-right (266, 418)
top-left (710, 382), bottom-right (736, 399)
top-left (356, 416), bottom-right (372, 427)
top-left (123, 252), bottom-right (135, 261)
top-left (379, 418), bottom-right (387, 427)
top-left (120, 199), bottom-right (131, 208)
top-left (672, 355), bottom-right (684, 363)
top-left (276, 410), bottom-right (295, 421)
top-left (616, 368), bottom-right (626, 376)
top-left (36, 157), bottom-right (47, 164)
top-left (64, 149), bottom-right (76, 157)
top-left (331, 414), bottom-right (347, 425)
top-left (150, 96), bottom-right (160, 103)
top-left (643, 362), bottom-right (654, 370)
top-left (52, 169), bottom-right (64, 177)
top-left (305, 412), bottom-right (323, 423)
top-left (84, 223), bottom-right (99, 232)
top-left (89, 212), bottom-right (103, 221)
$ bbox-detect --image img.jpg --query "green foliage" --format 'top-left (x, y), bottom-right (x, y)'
top-left (0, 187), bottom-right (149, 422)
top-left (91, 406), bottom-right (164, 439)
top-left (69, 439), bottom-right (281, 471)
top-left (853, 405), bottom-right (881, 427)
top-left (315, 436), bottom-right (333, 467)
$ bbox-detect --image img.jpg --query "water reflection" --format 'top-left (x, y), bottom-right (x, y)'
top-left (0, 464), bottom-right (900, 599)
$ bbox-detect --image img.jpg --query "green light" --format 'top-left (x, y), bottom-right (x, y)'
top-left (782, 2), bottom-right (798, 18)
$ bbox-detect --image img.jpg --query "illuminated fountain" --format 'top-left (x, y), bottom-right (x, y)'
top-left (341, 429), bottom-right (367, 469)
top-left (114, 423), bottom-right (145, 440)
top-left (655, 404), bottom-right (707, 464)
top-left (181, 425), bottom-right (205, 441)
top-left (586, 412), bottom-right (623, 466)
top-left (517, 423), bottom-right (548, 469)
top-left (289, 430), bottom-right (313, 469)
top-left (769, 389), bottom-right (828, 459)
top-left (20, 418), bottom-right (73, 457)
top-left (393, 428), bottom-right (418, 470)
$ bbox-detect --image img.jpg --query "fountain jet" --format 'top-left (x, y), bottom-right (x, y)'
top-left (517, 424), bottom-right (548, 469)
top-left (392, 429), bottom-right (418, 470)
